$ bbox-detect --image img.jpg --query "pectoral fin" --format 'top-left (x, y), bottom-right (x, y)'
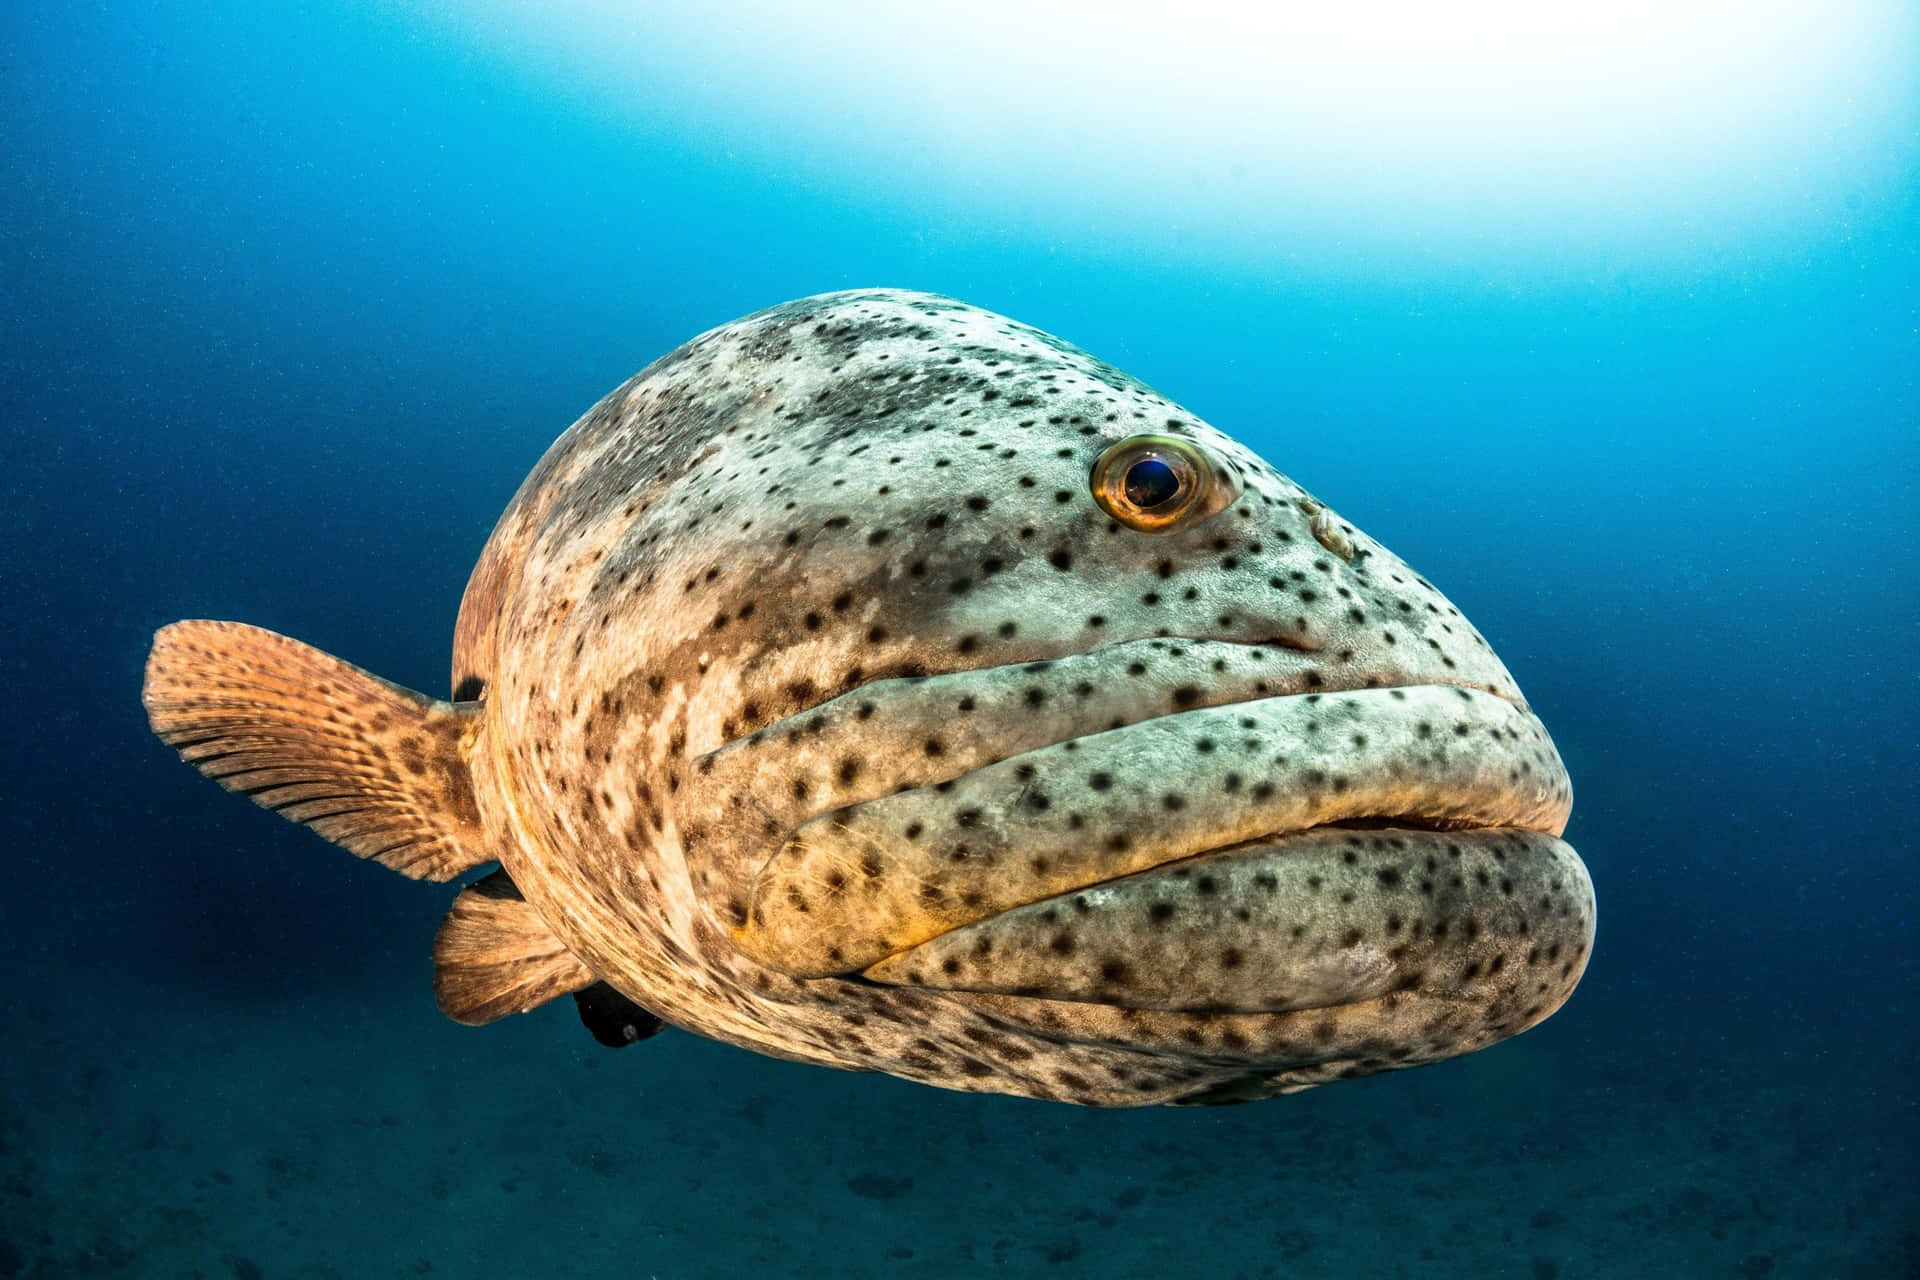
top-left (142, 619), bottom-right (491, 881)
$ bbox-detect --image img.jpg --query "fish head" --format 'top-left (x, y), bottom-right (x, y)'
top-left (477, 290), bottom-right (1593, 1102)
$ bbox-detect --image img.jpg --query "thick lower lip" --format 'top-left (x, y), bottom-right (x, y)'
top-left (728, 679), bottom-right (1573, 979)
top-left (860, 825), bottom-right (1593, 1016)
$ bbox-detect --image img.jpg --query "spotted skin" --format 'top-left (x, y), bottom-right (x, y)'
top-left (163, 289), bottom-right (1595, 1105)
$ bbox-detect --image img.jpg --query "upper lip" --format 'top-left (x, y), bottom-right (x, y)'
top-left (685, 634), bottom-right (1499, 890)
top-left (705, 641), bottom-right (1568, 978)
top-left (698, 631), bottom-right (1521, 780)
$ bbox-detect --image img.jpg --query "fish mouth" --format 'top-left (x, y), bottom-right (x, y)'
top-left (712, 639), bottom-right (1581, 1019)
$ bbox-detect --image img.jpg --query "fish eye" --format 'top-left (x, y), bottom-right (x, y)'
top-left (1090, 435), bottom-right (1235, 532)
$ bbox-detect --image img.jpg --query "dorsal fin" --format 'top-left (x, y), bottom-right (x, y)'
top-left (142, 619), bottom-right (491, 882)
top-left (432, 870), bottom-right (595, 1025)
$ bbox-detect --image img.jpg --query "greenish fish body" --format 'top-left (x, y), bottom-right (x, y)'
top-left (144, 289), bottom-right (1592, 1105)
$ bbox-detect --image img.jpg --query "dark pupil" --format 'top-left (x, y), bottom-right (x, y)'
top-left (1122, 457), bottom-right (1183, 509)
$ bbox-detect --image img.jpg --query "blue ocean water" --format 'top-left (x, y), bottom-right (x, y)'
top-left (4, 2), bottom-right (1916, 1276)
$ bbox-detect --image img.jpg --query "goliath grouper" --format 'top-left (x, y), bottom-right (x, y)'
top-left (143, 289), bottom-right (1593, 1105)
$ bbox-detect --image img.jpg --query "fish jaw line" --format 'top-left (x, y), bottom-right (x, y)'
top-left (729, 681), bottom-right (1572, 979)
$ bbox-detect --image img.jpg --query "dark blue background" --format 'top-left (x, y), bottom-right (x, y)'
top-left (4, 3), bottom-right (1915, 1276)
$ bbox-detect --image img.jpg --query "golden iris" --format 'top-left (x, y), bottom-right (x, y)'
top-left (1090, 435), bottom-right (1231, 532)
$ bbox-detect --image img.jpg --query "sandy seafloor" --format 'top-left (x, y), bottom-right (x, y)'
top-left (5, 955), bottom-right (1910, 1278)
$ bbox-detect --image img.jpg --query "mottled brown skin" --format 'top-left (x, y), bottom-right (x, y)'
top-left (434, 289), bottom-right (1593, 1104)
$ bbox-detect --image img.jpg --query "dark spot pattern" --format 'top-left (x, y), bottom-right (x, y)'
top-left (427, 287), bottom-right (1586, 1108)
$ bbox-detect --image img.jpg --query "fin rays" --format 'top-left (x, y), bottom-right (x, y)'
top-left (143, 619), bottom-right (493, 882)
top-left (433, 871), bottom-right (596, 1024)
